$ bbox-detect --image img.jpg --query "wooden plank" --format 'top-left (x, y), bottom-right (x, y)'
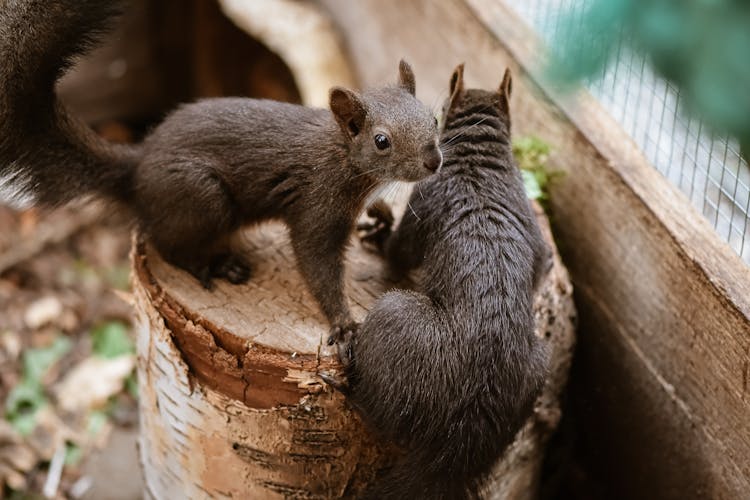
top-left (317, 0), bottom-right (750, 497)
top-left (464, 3), bottom-right (750, 497)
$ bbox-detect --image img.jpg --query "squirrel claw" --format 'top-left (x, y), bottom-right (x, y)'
top-left (336, 338), bottom-right (354, 367)
top-left (319, 372), bottom-right (349, 395)
top-left (367, 198), bottom-right (395, 224)
top-left (210, 254), bottom-right (251, 285)
top-left (321, 323), bottom-right (355, 394)
top-left (327, 321), bottom-right (358, 346)
top-left (197, 268), bottom-right (215, 290)
top-left (327, 326), bottom-right (355, 368)
top-left (194, 254), bottom-right (251, 289)
top-left (358, 199), bottom-right (394, 252)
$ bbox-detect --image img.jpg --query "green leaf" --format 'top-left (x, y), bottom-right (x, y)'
top-left (23, 335), bottom-right (72, 382)
top-left (513, 135), bottom-right (558, 203)
top-left (125, 372), bottom-right (139, 399)
top-left (522, 170), bottom-right (544, 200)
top-left (5, 379), bottom-right (44, 413)
top-left (86, 409), bottom-right (109, 436)
top-left (4, 335), bottom-right (69, 435)
top-left (91, 321), bottom-right (134, 359)
top-left (5, 379), bottom-right (47, 436)
top-left (9, 411), bottom-right (41, 436)
top-left (64, 442), bottom-right (83, 466)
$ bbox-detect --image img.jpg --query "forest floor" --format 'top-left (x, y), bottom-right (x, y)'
top-left (0, 204), bottom-right (141, 499)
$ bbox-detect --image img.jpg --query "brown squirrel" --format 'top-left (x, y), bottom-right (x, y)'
top-left (331, 65), bottom-right (551, 499)
top-left (0, 1), bottom-right (441, 341)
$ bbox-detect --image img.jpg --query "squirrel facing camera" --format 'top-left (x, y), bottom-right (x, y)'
top-left (0, 1), bottom-right (440, 342)
top-left (329, 60), bottom-right (442, 183)
top-left (336, 64), bottom-right (551, 499)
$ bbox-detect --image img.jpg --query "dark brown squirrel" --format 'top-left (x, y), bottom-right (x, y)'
top-left (330, 65), bottom-right (552, 499)
top-left (0, 1), bottom-right (442, 341)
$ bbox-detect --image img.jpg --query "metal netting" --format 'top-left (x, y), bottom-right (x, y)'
top-left (509, 0), bottom-right (750, 264)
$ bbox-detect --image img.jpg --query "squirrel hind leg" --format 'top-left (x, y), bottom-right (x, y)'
top-left (182, 251), bottom-right (251, 289)
top-left (209, 253), bottom-right (252, 285)
top-left (152, 236), bottom-right (251, 290)
top-left (159, 248), bottom-right (217, 290)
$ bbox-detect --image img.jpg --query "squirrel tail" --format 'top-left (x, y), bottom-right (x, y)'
top-left (0, 0), bottom-right (140, 208)
top-left (361, 452), bottom-right (483, 500)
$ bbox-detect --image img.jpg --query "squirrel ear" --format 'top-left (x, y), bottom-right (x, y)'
top-left (398, 59), bottom-right (416, 96)
top-left (448, 63), bottom-right (465, 110)
top-left (497, 68), bottom-right (512, 115)
top-left (498, 68), bottom-right (512, 99)
top-left (330, 87), bottom-right (367, 140)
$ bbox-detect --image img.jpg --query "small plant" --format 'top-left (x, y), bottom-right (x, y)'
top-left (91, 321), bottom-right (134, 359)
top-left (5, 335), bottom-right (72, 435)
top-left (513, 135), bottom-right (560, 207)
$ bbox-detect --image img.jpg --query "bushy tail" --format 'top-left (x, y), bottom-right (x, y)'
top-left (0, 0), bottom-right (140, 208)
top-left (361, 452), bottom-right (483, 500)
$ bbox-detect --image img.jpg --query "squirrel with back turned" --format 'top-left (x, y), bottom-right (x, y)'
top-left (331, 65), bottom-right (552, 499)
top-left (0, 0), bottom-right (442, 341)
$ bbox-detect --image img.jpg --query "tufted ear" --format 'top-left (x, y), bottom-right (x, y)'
top-left (330, 87), bottom-right (367, 140)
top-left (447, 63), bottom-right (465, 111)
top-left (498, 68), bottom-right (512, 115)
top-left (398, 59), bottom-right (416, 96)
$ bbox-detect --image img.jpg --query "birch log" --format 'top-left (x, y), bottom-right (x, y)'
top-left (132, 203), bottom-right (575, 499)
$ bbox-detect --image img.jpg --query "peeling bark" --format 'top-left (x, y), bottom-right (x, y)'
top-left (132, 204), bottom-right (575, 499)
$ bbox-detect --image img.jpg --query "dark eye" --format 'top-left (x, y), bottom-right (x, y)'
top-left (434, 117), bottom-right (439, 127)
top-left (374, 134), bottom-right (391, 150)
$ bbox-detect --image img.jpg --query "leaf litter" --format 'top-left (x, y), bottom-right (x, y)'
top-left (0, 204), bottom-right (137, 499)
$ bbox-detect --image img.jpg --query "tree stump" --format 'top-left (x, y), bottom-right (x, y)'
top-left (131, 203), bottom-right (575, 499)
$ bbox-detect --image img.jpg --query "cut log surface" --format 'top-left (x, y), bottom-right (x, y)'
top-left (132, 203), bottom-right (575, 499)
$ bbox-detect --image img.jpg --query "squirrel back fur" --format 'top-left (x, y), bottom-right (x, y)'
top-left (342, 65), bottom-right (551, 499)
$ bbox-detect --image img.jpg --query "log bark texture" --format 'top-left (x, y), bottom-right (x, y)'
top-left (132, 203), bottom-right (574, 499)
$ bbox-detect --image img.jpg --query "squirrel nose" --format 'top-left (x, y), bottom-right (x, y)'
top-left (423, 147), bottom-right (443, 172)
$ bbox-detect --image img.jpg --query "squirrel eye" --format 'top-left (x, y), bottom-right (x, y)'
top-left (434, 117), bottom-right (439, 127)
top-left (374, 134), bottom-right (391, 150)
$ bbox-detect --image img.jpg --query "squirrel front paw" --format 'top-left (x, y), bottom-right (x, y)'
top-left (321, 324), bottom-right (357, 393)
top-left (325, 321), bottom-right (356, 379)
top-left (319, 370), bottom-right (350, 394)
top-left (357, 198), bottom-right (394, 252)
top-left (327, 321), bottom-right (358, 346)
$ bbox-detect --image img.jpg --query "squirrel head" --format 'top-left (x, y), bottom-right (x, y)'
top-left (329, 60), bottom-right (441, 182)
top-left (441, 63), bottom-right (513, 135)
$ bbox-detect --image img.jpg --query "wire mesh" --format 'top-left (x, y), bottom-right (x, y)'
top-left (509, 0), bottom-right (750, 264)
